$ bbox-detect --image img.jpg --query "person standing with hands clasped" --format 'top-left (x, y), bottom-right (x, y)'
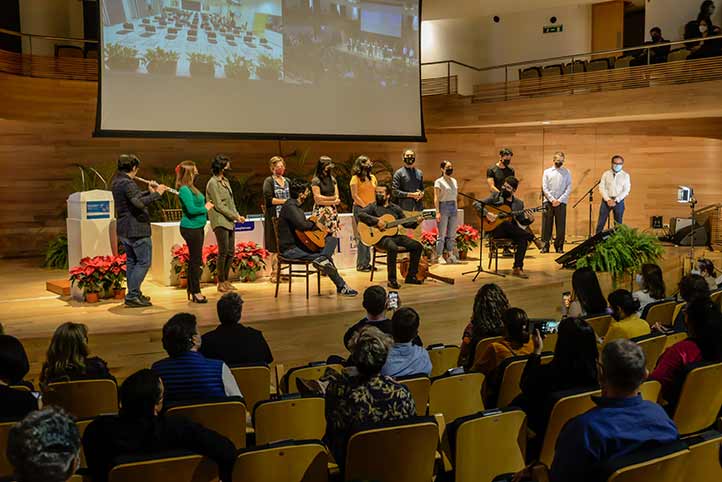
top-left (541, 152), bottom-right (572, 254)
top-left (176, 161), bottom-right (213, 304)
top-left (392, 149), bottom-right (425, 241)
top-left (596, 155), bottom-right (630, 234)
top-left (434, 160), bottom-right (461, 264)
top-left (206, 155), bottom-right (245, 293)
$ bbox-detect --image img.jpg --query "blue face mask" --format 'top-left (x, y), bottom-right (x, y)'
top-left (613, 164), bottom-right (623, 173)
top-left (635, 274), bottom-right (643, 286)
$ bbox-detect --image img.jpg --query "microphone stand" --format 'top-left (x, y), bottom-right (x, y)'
top-left (572, 179), bottom-right (601, 242)
top-left (459, 191), bottom-right (504, 281)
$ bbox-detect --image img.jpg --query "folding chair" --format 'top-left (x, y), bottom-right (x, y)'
top-left (397, 374), bottom-right (431, 416)
top-left (685, 430), bottom-right (722, 482)
top-left (43, 379), bottom-right (118, 419)
top-left (108, 453), bottom-right (219, 482)
top-left (429, 372), bottom-right (485, 424)
top-left (253, 396), bottom-right (325, 445)
top-left (166, 398), bottom-right (247, 449)
top-left (233, 440), bottom-right (328, 482)
top-left (229, 365), bottom-right (271, 413)
top-left (427, 344), bottom-right (461, 378)
top-left (673, 361), bottom-right (722, 435)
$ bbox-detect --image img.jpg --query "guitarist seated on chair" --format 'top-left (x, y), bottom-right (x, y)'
top-left (278, 179), bottom-right (358, 297)
top-left (358, 184), bottom-right (425, 289)
top-left (476, 176), bottom-right (535, 279)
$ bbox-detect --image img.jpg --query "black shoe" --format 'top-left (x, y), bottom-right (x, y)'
top-left (312, 257), bottom-right (334, 272)
top-left (388, 280), bottom-right (401, 289)
top-left (405, 277), bottom-right (423, 285)
top-left (338, 285), bottom-right (359, 297)
top-left (188, 293), bottom-right (208, 304)
top-left (556, 248), bottom-right (565, 254)
top-left (356, 266), bottom-right (372, 272)
top-left (125, 297), bottom-right (152, 308)
top-left (540, 245), bottom-right (550, 254)
top-left (140, 294), bottom-right (151, 302)
top-left (502, 248), bottom-right (514, 258)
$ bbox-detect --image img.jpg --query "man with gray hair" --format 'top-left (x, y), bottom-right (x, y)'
top-left (6, 407), bottom-right (81, 482)
top-left (547, 339), bottom-right (678, 482)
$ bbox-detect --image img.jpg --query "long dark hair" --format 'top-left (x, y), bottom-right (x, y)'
top-left (640, 263), bottom-right (666, 300)
top-left (552, 317), bottom-right (599, 387)
top-left (572, 267), bottom-right (608, 315)
top-left (503, 308), bottom-right (530, 345)
top-left (687, 299), bottom-right (722, 362)
top-left (41, 322), bottom-right (90, 383)
top-left (314, 156), bottom-right (334, 179)
top-left (466, 284), bottom-right (509, 367)
top-left (352, 155), bottom-right (372, 182)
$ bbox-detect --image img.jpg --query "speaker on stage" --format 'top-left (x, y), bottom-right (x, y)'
top-left (672, 223), bottom-right (708, 246)
top-left (555, 229), bottom-right (615, 269)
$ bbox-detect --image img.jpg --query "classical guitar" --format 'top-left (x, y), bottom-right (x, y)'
top-left (358, 212), bottom-right (435, 247)
top-left (482, 204), bottom-right (547, 232)
top-left (295, 216), bottom-right (328, 252)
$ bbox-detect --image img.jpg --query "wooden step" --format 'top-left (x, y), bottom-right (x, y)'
top-left (46, 279), bottom-right (70, 296)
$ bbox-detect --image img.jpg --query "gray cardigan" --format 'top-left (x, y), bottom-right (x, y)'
top-left (205, 175), bottom-right (240, 230)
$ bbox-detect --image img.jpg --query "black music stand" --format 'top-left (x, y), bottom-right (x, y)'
top-left (572, 179), bottom-right (601, 242)
top-left (459, 192), bottom-right (504, 281)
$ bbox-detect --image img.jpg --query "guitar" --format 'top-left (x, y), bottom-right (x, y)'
top-left (358, 212), bottom-right (435, 247)
top-left (295, 216), bottom-right (328, 252)
top-left (482, 204), bottom-right (547, 232)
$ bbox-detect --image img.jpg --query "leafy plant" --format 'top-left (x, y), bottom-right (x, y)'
top-left (224, 54), bottom-right (250, 80)
top-left (187, 52), bottom-right (216, 64)
top-left (228, 172), bottom-right (263, 216)
top-left (68, 162), bottom-right (117, 193)
top-left (148, 169), bottom-right (181, 222)
top-left (42, 234), bottom-right (68, 270)
top-left (455, 224), bottom-right (480, 253)
top-left (575, 224), bottom-right (664, 286)
top-left (256, 54), bottom-right (282, 80)
top-left (143, 47), bottom-right (180, 65)
top-left (105, 43), bottom-right (138, 61)
top-left (231, 241), bottom-right (269, 282)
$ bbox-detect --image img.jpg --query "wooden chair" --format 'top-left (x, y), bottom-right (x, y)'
top-left (671, 302), bottom-right (686, 326)
top-left (497, 353), bottom-right (554, 409)
top-left (427, 344), bottom-right (461, 378)
top-left (664, 331), bottom-right (688, 350)
top-left (229, 365), bottom-right (271, 413)
top-left (77, 418), bottom-right (93, 468)
top-left (638, 380), bottom-right (662, 403)
top-left (166, 398), bottom-right (247, 449)
top-left (563, 60), bottom-right (586, 74)
top-left (584, 314), bottom-right (612, 338)
top-left (445, 408), bottom-right (527, 482)
top-left (541, 64), bottom-right (564, 76)
top-left (280, 363), bottom-right (343, 394)
top-left (518, 66), bottom-right (541, 80)
top-left (487, 238), bottom-right (516, 275)
top-left (605, 442), bottom-right (689, 482)
top-left (272, 219), bottom-right (321, 299)
top-left (233, 441), bottom-right (328, 482)
top-left (614, 55), bottom-right (634, 68)
top-left (673, 361), bottom-right (722, 435)
top-left (429, 372), bottom-right (485, 424)
top-left (108, 453), bottom-right (219, 482)
top-left (161, 208), bottom-right (184, 222)
top-left (632, 333), bottom-right (668, 373)
top-left (667, 48), bottom-right (690, 62)
top-left (344, 418), bottom-right (438, 482)
top-left (587, 57), bottom-right (612, 71)
top-left (539, 388), bottom-right (601, 466)
top-left (370, 245), bottom-right (408, 282)
top-left (397, 375), bottom-right (431, 416)
top-left (641, 299), bottom-right (677, 328)
top-left (43, 379), bottom-right (118, 419)
top-left (1, 420), bottom-right (15, 479)
top-left (711, 288), bottom-right (722, 307)
top-left (685, 430), bottom-right (722, 482)
top-left (253, 396), bottom-right (325, 445)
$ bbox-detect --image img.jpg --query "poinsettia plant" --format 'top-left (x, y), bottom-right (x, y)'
top-left (231, 241), bottom-right (269, 282)
top-left (171, 244), bottom-right (190, 278)
top-left (456, 224), bottom-right (480, 253)
top-left (409, 228), bottom-right (438, 258)
top-left (202, 244), bottom-right (219, 278)
top-left (106, 254), bottom-right (127, 289)
top-left (69, 256), bottom-right (109, 293)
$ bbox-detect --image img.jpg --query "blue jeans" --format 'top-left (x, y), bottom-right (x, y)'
top-left (436, 201), bottom-right (458, 256)
top-left (120, 236), bottom-right (152, 301)
top-left (596, 199), bottom-right (625, 234)
top-left (353, 205), bottom-right (371, 269)
top-left (282, 235), bottom-right (346, 291)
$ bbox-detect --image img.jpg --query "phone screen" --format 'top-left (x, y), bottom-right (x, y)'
top-left (387, 291), bottom-right (399, 311)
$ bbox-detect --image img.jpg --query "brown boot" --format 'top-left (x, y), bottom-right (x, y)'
top-left (217, 282), bottom-right (229, 293)
top-left (511, 268), bottom-right (529, 279)
top-left (223, 281), bottom-right (237, 291)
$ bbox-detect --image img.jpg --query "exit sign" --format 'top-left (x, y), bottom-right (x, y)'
top-left (543, 25), bottom-right (564, 33)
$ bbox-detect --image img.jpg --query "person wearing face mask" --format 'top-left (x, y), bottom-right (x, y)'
top-left (541, 152), bottom-right (572, 254)
top-left (632, 263), bottom-right (666, 315)
top-left (486, 148), bottom-right (515, 193)
top-left (392, 149), bottom-right (425, 241)
top-left (476, 176), bottom-right (536, 278)
top-left (311, 155), bottom-right (342, 238)
top-left (350, 155), bottom-right (378, 272)
top-left (688, 18), bottom-right (722, 59)
top-left (434, 160), bottom-right (461, 264)
top-left (695, 258), bottom-right (720, 290)
top-left (632, 27), bottom-right (671, 65)
top-left (262, 156), bottom-right (290, 283)
top-left (602, 289), bottom-right (650, 347)
top-left (595, 155), bottom-right (630, 234)
top-left (206, 155), bottom-right (245, 293)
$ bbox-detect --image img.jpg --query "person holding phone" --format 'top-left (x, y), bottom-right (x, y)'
top-left (381, 307), bottom-right (432, 378)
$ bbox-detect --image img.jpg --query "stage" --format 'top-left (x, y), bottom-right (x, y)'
top-left (1, 243), bottom-right (714, 385)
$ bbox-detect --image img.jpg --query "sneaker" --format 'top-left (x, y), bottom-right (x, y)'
top-left (447, 255), bottom-right (461, 264)
top-left (511, 268), bottom-right (529, 279)
top-left (125, 297), bottom-right (152, 308)
top-left (438, 256), bottom-right (447, 265)
top-left (356, 266), bottom-right (372, 272)
top-left (312, 257), bottom-right (334, 272)
top-left (338, 285), bottom-right (359, 297)
top-left (140, 294), bottom-right (151, 302)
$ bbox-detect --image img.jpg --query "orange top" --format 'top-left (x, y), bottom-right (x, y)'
top-left (350, 174), bottom-right (377, 207)
top-left (472, 338), bottom-right (535, 376)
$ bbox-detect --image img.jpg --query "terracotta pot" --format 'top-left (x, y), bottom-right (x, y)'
top-left (179, 277), bottom-right (188, 289)
top-left (459, 250), bottom-right (468, 260)
top-left (113, 288), bottom-right (126, 299)
top-left (85, 292), bottom-right (100, 303)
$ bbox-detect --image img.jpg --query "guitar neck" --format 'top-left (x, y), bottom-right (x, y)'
top-left (386, 215), bottom-right (422, 228)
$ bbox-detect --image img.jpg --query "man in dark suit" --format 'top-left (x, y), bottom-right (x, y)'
top-left (201, 292), bottom-right (273, 366)
top-left (111, 154), bottom-right (168, 307)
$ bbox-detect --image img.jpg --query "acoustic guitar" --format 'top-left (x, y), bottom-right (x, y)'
top-left (482, 204), bottom-right (547, 232)
top-left (295, 216), bottom-right (328, 252)
top-left (358, 212), bottom-right (435, 247)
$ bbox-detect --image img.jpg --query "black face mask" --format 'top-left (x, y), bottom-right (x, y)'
top-left (445, 168), bottom-right (453, 176)
top-left (554, 161), bottom-right (563, 168)
top-left (611, 309), bottom-right (622, 321)
top-left (362, 165), bottom-right (372, 172)
top-left (502, 158), bottom-right (511, 167)
top-left (403, 157), bottom-right (415, 165)
top-left (501, 189), bottom-right (512, 199)
top-left (375, 194), bottom-right (387, 205)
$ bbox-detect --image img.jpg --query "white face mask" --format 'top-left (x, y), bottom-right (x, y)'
top-left (699, 25), bottom-right (708, 34)
top-left (635, 274), bottom-right (644, 286)
top-left (691, 268), bottom-right (701, 275)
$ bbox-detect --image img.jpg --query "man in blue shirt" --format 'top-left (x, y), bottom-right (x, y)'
top-left (381, 307), bottom-right (432, 378)
top-left (549, 339), bottom-right (678, 482)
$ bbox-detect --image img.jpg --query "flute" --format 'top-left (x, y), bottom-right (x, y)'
top-left (135, 176), bottom-right (179, 195)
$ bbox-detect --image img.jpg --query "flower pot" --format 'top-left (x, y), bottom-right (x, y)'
top-left (113, 288), bottom-right (126, 299)
top-left (85, 292), bottom-right (100, 303)
top-left (107, 57), bottom-right (140, 72)
top-left (147, 60), bottom-right (178, 75)
top-left (190, 61), bottom-right (215, 77)
top-left (459, 250), bottom-right (468, 260)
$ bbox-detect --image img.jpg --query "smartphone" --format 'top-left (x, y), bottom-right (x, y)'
top-left (387, 291), bottom-right (400, 311)
top-left (536, 320), bottom-right (560, 335)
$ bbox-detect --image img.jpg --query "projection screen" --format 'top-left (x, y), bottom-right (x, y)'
top-left (96, 0), bottom-right (424, 140)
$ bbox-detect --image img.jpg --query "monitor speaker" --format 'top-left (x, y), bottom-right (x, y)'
top-left (672, 224), bottom-right (708, 246)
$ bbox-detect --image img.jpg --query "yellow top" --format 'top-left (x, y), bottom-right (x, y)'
top-left (603, 313), bottom-right (651, 346)
top-left (350, 174), bottom-right (377, 207)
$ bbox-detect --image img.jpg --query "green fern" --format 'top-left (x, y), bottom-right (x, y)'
top-left (42, 234), bottom-right (68, 270)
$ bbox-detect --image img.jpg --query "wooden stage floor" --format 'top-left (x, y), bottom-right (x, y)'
top-left (1, 243), bottom-right (712, 385)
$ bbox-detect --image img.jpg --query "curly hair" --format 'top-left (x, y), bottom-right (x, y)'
top-left (466, 284), bottom-right (509, 368)
top-left (40, 322), bottom-right (89, 384)
top-left (348, 326), bottom-right (393, 377)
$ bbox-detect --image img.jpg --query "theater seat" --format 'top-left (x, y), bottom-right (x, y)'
top-left (165, 398), bottom-right (247, 449)
top-left (673, 361), bottom-right (722, 435)
top-left (685, 430), bottom-right (722, 482)
top-left (229, 365), bottom-right (271, 412)
top-left (426, 344), bottom-right (461, 377)
top-left (43, 379), bottom-right (118, 419)
top-left (396, 374), bottom-right (431, 416)
top-left (0, 420), bottom-right (15, 478)
top-left (108, 453), bottom-right (219, 482)
top-left (253, 396), bottom-right (325, 445)
top-left (641, 299), bottom-right (677, 327)
top-left (632, 333), bottom-right (667, 372)
top-left (233, 440), bottom-right (328, 482)
top-left (496, 353), bottom-right (554, 408)
top-left (429, 372), bottom-right (485, 424)
top-left (604, 440), bottom-right (689, 482)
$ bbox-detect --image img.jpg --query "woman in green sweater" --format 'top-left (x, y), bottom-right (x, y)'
top-left (176, 161), bottom-right (213, 303)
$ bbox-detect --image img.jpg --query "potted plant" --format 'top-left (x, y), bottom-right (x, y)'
top-left (188, 52), bottom-right (216, 77)
top-left (171, 244), bottom-right (190, 288)
top-left (69, 257), bottom-right (105, 303)
top-left (224, 54), bottom-right (250, 80)
top-left (42, 233), bottom-right (69, 269)
top-left (105, 43), bottom-right (140, 72)
top-left (414, 228), bottom-right (438, 260)
top-left (202, 244), bottom-right (219, 282)
top-left (256, 54), bottom-right (282, 80)
top-left (231, 241), bottom-right (269, 282)
top-left (143, 47), bottom-right (180, 75)
top-left (455, 224), bottom-right (480, 260)
top-left (107, 254), bottom-right (127, 299)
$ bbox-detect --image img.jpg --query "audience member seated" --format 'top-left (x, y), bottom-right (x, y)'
top-left (513, 317), bottom-right (599, 443)
top-left (544, 340), bottom-right (679, 482)
top-left (381, 307), bottom-right (432, 378)
top-left (324, 326), bottom-right (416, 468)
top-left (649, 299), bottom-right (722, 412)
top-left (633, 263), bottom-right (666, 315)
top-left (0, 335), bottom-right (39, 420)
top-left (39, 322), bottom-right (114, 386)
top-left (200, 292), bottom-right (273, 366)
top-left (688, 18), bottom-right (722, 59)
top-left (669, 274), bottom-right (711, 332)
top-left (696, 258), bottom-right (719, 290)
top-left (6, 407), bottom-right (80, 482)
top-left (152, 313), bottom-right (242, 406)
top-left (563, 267), bottom-right (609, 318)
top-left (603, 289), bottom-right (650, 346)
top-left (632, 27), bottom-right (671, 65)
top-left (83, 369), bottom-right (237, 482)
top-left (458, 283), bottom-right (509, 370)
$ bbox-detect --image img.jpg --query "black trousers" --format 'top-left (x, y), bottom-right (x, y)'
top-left (491, 222), bottom-right (534, 269)
top-left (541, 202), bottom-right (567, 250)
top-left (214, 227), bottom-right (234, 283)
top-left (377, 235), bottom-right (423, 282)
top-left (180, 227), bottom-right (204, 295)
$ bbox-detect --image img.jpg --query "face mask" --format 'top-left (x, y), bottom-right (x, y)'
top-left (691, 268), bottom-right (701, 275)
top-left (611, 309), bottom-right (622, 321)
top-left (636, 274), bottom-right (644, 286)
top-left (699, 25), bottom-right (708, 33)
top-left (612, 164), bottom-right (622, 173)
top-left (554, 161), bottom-right (563, 168)
top-left (375, 194), bottom-right (386, 205)
top-left (502, 158), bottom-right (511, 167)
top-left (501, 189), bottom-right (512, 199)
top-left (324, 167), bottom-right (332, 176)
top-left (403, 157), bottom-right (415, 165)
top-left (363, 165), bottom-right (372, 173)
top-left (445, 168), bottom-right (454, 176)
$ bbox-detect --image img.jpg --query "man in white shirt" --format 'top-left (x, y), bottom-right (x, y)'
top-left (596, 155), bottom-right (631, 234)
top-left (541, 152), bottom-right (572, 253)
